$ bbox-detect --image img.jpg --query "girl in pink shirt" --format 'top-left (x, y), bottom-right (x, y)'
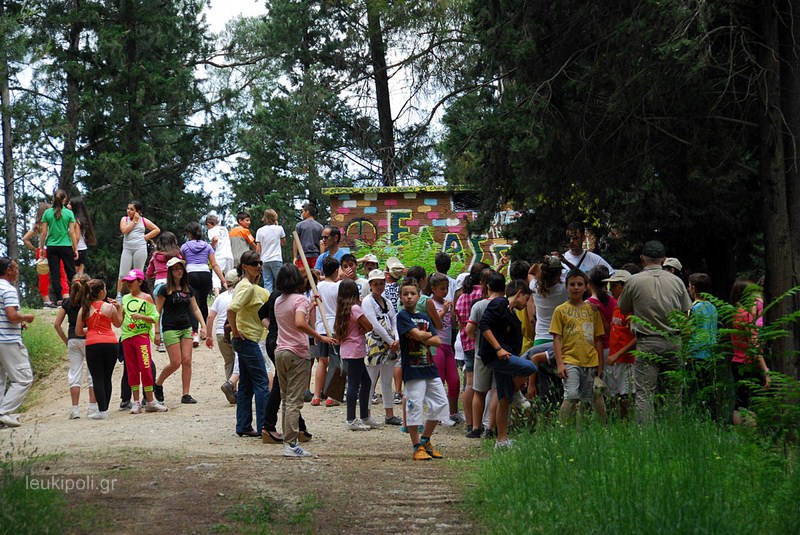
top-left (334, 280), bottom-right (376, 431)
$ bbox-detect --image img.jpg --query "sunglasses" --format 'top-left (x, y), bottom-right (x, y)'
top-left (321, 235), bottom-right (331, 240)
top-left (245, 261), bottom-right (263, 267)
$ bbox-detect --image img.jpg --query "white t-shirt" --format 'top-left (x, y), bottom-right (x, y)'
top-left (209, 289), bottom-right (234, 335)
top-left (355, 277), bottom-right (370, 299)
top-left (256, 225), bottom-right (286, 263)
top-left (561, 250), bottom-right (614, 276)
top-left (208, 225), bottom-right (233, 261)
top-left (530, 279), bottom-right (569, 341)
top-left (314, 280), bottom-right (340, 335)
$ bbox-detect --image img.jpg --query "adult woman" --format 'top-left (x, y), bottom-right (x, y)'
top-left (75, 279), bottom-right (123, 420)
top-left (228, 250), bottom-right (270, 437)
top-left (255, 209), bottom-right (286, 292)
top-left (181, 222), bottom-right (227, 346)
top-left (39, 189), bottom-right (78, 302)
top-left (153, 257), bottom-right (206, 405)
top-left (274, 264), bottom-right (336, 457)
top-left (68, 196), bottom-right (96, 275)
top-left (23, 202), bottom-right (67, 307)
top-left (118, 200), bottom-right (160, 299)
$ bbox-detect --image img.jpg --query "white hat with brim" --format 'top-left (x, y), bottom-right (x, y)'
top-left (368, 269), bottom-right (385, 282)
top-left (602, 270), bottom-right (632, 283)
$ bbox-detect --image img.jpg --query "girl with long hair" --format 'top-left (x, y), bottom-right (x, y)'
top-left (67, 196), bottom-right (96, 275)
top-left (23, 201), bottom-right (67, 307)
top-left (335, 279), bottom-right (375, 431)
top-left (429, 272), bottom-right (461, 423)
top-left (153, 257), bottom-right (206, 405)
top-left (75, 279), bottom-right (122, 419)
top-left (54, 274), bottom-right (96, 419)
top-left (118, 200), bottom-right (160, 299)
top-left (181, 221), bottom-right (227, 346)
top-left (39, 189), bottom-right (78, 302)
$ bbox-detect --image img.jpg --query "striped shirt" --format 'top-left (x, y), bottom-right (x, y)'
top-left (0, 279), bottom-right (22, 342)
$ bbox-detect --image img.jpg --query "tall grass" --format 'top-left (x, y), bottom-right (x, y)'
top-left (21, 309), bottom-right (64, 380)
top-left (466, 419), bottom-right (800, 534)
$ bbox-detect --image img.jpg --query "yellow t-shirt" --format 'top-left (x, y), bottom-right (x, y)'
top-left (228, 278), bottom-right (269, 342)
top-left (516, 308), bottom-right (534, 355)
top-left (549, 301), bottom-right (604, 367)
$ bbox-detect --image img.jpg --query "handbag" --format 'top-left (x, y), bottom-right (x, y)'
top-left (322, 344), bottom-right (347, 402)
top-left (36, 255), bottom-right (49, 275)
top-left (365, 298), bottom-right (395, 366)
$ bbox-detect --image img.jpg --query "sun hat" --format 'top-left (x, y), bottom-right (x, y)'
top-left (368, 269), bottom-right (385, 282)
top-left (121, 269), bottom-right (145, 282)
top-left (224, 269), bottom-right (239, 285)
top-left (358, 254), bottom-right (379, 265)
top-left (166, 257), bottom-right (186, 269)
top-left (663, 257), bottom-right (683, 271)
top-left (385, 257), bottom-right (405, 279)
top-left (602, 270), bottom-right (632, 284)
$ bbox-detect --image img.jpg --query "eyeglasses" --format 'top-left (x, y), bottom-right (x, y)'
top-left (245, 261), bottom-right (263, 267)
top-left (321, 235), bottom-right (331, 240)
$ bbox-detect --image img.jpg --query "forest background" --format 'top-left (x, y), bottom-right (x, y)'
top-left (0, 0), bottom-right (797, 376)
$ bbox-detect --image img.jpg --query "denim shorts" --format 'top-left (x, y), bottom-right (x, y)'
top-left (463, 349), bottom-right (475, 373)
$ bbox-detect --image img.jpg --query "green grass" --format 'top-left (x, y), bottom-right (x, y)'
top-left (466, 418), bottom-right (800, 534)
top-left (0, 454), bottom-right (67, 534)
top-left (21, 309), bottom-right (65, 380)
top-left (213, 493), bottom-right (321, 534)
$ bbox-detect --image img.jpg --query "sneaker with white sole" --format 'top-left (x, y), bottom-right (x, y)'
top-left (362, 416), bottom-right (384, 428)
top-left (494, 438), bottom-right (515, 450)
top-left (69, 407), bottom-right (81, 420)
top-left (283, 441), bottom-right (313, 457)
top-left (130, 402), bottom-right (142, 414)
top-left (344, 419), bottom-right (371, 431)
top-left (450, 411), bottom-right (466, 424)
top-left (144, 400), bottom-right (168, 412)
top-left (88, 410), bottom-right (109, 420)
top-left (439, 417), bottom-right (456, 427)
top-left (0, 413), bottom-right (21, 427)
top-left (512, 391), bottom-right (531, 411)
top-left (87, 404), bottom-right (99, 418)
top-left (157, 342), bottom-right (166, 353)
top-left (393, 392), bottom-right (402, 404)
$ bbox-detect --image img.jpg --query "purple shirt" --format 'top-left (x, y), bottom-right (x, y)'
top-left (181, 240), bottom-right (214, 266)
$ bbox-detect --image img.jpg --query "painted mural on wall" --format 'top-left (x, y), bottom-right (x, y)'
top-left (323, 186), bottom-right (517, 268)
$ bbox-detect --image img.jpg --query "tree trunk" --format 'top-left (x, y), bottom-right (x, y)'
top-left (58, 0), bottom-right (81, 194)
top-left (366, 0), bottom-right (395, 186)
top-left (0, 0), bottom-right (18, 260)
top-left (759, 0), bottom-right (798, 378)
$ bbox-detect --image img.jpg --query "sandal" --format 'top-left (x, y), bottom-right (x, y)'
top-left (261, 430), bottom-right (283, 444)
top-left (311, 398), bottom-right (321, 406)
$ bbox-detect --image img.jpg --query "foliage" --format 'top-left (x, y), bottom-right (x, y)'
top-left (21, 309), bottom-right (64, 381)
top-left (466, 418), bottom-right (800, 534)
top-left (352, 229), bottom-right (466, 279)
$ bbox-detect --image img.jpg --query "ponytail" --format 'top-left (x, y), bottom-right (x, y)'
top-left (69, 274), bottom-right (90, 307)
top-left (53, 189), bottom-right (68, 220)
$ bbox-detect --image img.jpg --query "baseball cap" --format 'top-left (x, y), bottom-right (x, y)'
top-left (358, 254), bottom-right (379, 265)
top-left (641, 240), bottom-right (666, 258)
top-left (602, 270), bottom-right (632, 283)
top-left (224, 269), bottom-right (239, 285)
top-left (663, 257), bottom-right (683, 271)
top-left (166, 257), bottom-right (186, 269)
top-left (385, 257), bottom-right (405, 279)
top-left (367, 269), bottom-right (385, 282)
top-left (121, 269), bottom-right (145, 282)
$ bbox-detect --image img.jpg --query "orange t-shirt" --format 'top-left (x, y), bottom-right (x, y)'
top-left (609, 306), bottom-right (635, 364)
top-left (229, 226), bottom-right (255, 245)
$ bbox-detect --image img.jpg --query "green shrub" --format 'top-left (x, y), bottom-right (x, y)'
top-left (353, 229), bottom-right (467, 278)
top-left (466, 418), bottom-right (800, 534)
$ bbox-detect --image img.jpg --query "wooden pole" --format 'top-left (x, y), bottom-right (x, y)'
top-left (293, 230), bottom-right (332, 337)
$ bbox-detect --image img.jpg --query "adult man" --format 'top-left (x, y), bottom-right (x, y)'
top-left (206, 214), bottom-right (234, 297)
top-left (560, 221), bottom-right (614, 276)
top-left (0, 257), bottom-right (35, 427)
top-left (294, 202), bottom-right (323, 269)
top-left (314, 227), bottom-right (350, 270)
top-left (618, 240), bottom-right (692, 424)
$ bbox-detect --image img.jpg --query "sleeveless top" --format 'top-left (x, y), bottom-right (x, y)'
top-left (85, 302), bottom-right (117, 345)
top-left (123, 217), bottom-right (146, 250)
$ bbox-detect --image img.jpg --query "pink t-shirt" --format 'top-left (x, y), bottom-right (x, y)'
top-left (275, 293), bottom-right (311, 359)
top-left (339, 304), bottom-right (366, 359)
top-left (587, 295), bottom-right (617, 349)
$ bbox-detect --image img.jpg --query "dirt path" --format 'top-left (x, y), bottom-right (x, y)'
top-left (3, 326), bottom-right (485, 533)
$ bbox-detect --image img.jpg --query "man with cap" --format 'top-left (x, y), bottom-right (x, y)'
top-left (618, 241), bottom-right (692, 424)
top-left (206, 269), bottom-right (242, 404)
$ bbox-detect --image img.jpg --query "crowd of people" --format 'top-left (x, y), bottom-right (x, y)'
top-left (0, 192), bottom-right (771, 460)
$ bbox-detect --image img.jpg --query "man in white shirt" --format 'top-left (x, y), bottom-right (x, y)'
top-left (559, 221), bottom-right (614, 276)
top-left (206, 215), bottom-right (234, 297)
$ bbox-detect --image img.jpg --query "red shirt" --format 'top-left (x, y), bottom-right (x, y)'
top-left (609, 306), bottom-right (635, 364)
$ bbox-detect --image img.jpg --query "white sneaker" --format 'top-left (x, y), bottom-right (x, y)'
top-left (130, 402), bottom-right (142, 414)
top-left (362, 416), bottom-right (384, 428)
top-left (450, 411), bottom-right (466, 424)
top-left (283, 442), bottom-right (313, 457)
top-left (439, 417), bottom-right (456, 427)
top-left (157, 342), bottom-right (166, 353)
top-left (0, 413), bottom-right (20, 427)
top-left (512, 391), bottom-right (531, 411)
top-left (144, 401), bottom-right (168, 413)
top-left (88, 410), bottom-right (109, 420)
top-left (69, 406), bottom-right (81, 420)
top-left (494, 438), bottom-right (515, 450)
top-left (344, 419), bottom-right (370, 431)
top-left (87, 404), bottom-right (99, 418)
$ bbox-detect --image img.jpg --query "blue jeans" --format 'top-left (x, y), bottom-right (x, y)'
top-left (233, 338), bottom-right (269, 434)
top-left (487, 354), bottom-right (538, 400)
top-left (262, 261), bottom-right (283, 293)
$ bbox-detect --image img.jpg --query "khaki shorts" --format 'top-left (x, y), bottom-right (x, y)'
top-left (163, 328), bottom-right (192, 347)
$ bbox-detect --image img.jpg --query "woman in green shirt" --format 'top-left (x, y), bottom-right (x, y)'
top-left (39, 189), bottom-right (78, 302)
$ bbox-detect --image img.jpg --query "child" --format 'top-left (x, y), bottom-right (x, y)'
top-left (23, 201), bottom-right (68, 307)
top-left (334, 279), bottom-right (378, 430)
top-left (230, 211), bottom-right (258, 267)
top-left (477, 279), bottom-right (539, 448)
top-left (54, 274), bottom-right (96, 419)
top-left (120, 269), bottom-right (167, 413)
top-left (587, 265), bottom-right (616, 382)
top-left (255, 208), bottom-right (286, 292)
top-left (729, 279), bottom-right (769, 425)
top-left (68, 196), bottom-right (96, 275)
top-left (550, 269), bottom-right (606, 426)
top-left (340, 253), bottom-right (369, 298)
top-left (429, 272), bottom-right (462, 423)
top-left (686, 272), bottom-right (720, 417)
top-left (396, 278), bottom-right (448, 461)
top-left (362, 269), bottom-right (401, 425)
top-left (311, 257), bottom-right (341, 406)
top-left (603, 270), bottom-right (635, 419)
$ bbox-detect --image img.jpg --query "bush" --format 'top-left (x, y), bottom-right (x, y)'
top-left (466, 418), bottom-right (800, 534)
top-left (352, 229), bottom-right (467, 279)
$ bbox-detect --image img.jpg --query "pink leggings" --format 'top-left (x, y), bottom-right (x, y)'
top-left (433, 344), bottom-right (460, 400)
top-left (122, 334), bottom-right (155, 392)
